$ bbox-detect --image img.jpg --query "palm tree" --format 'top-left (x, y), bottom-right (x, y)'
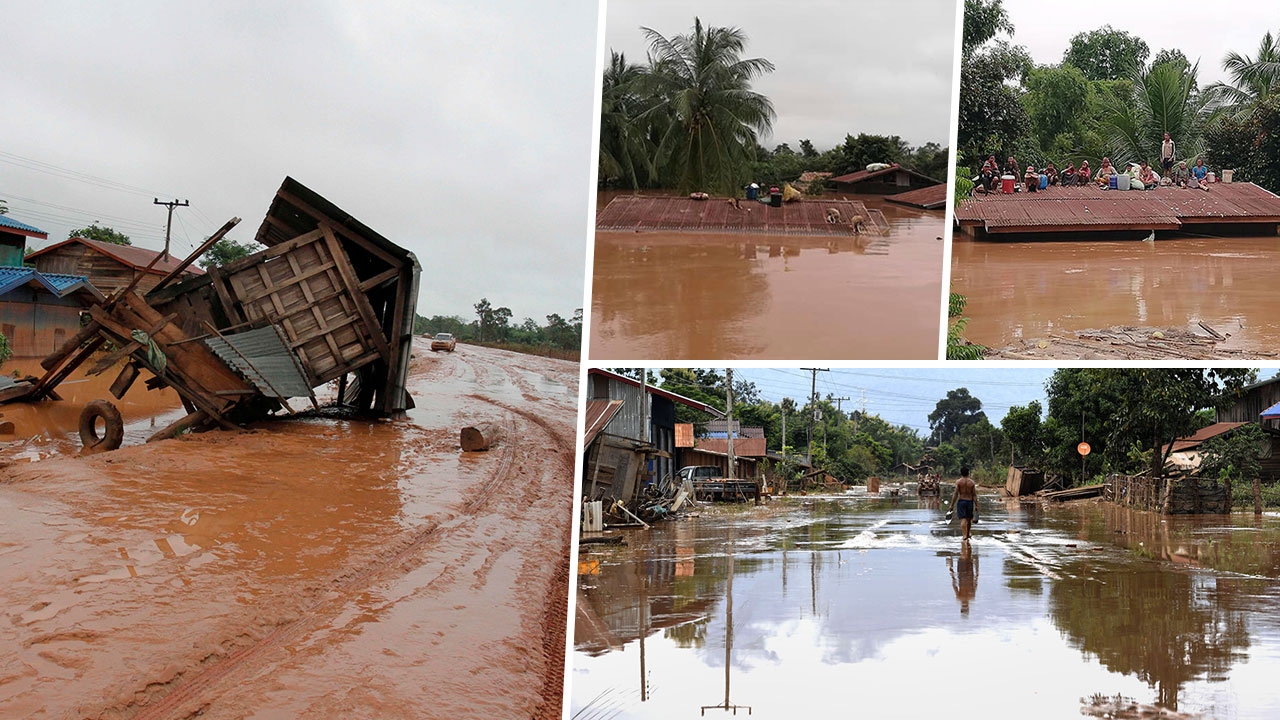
top-left (599, 51), bottom-right (653, 189)
top-left (640, 18), bottom-right (775, 195)
top-left (1101, 60), bottom-right (1210, 165)
top-left (1206, 30), bottom-right (1280, 118)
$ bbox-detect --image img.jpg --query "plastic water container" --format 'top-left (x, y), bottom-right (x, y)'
top-left (1207, 171), bottom-right (1216, 183)
top-left (1116, 173), bottom-right (1131, 190)
top-left (1223, 169), bottom-right (1234, 183)
top-left (1001, 174), bottom-right (1015, 194)
top-left (745, 185), bottom-right (758, 201)
top-left (1039, 174), bottom-right (1048, 189)
top-left (1109, 174), bottom-right (1119, 190)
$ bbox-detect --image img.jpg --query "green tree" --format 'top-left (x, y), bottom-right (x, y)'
top-left (958, 0), bottom-right (1031, 168)
top-left (641, 17), bottom-right (776, 194)
top-left (1062, 25), bottom-right (1150, 81)
top-left (0, 330), bottom-right (12, 368)
top-left (1200, 423), bottom-right (1266, 513)
top-left (928, 388), bottom-right (988, 445)
top-left (1101, 60), bottom-right (1209, 165)
top-left (1001, 401), bottom-right (1044, 466)
top-left (1206, 29), bottom-right (1280, 119)
top-left (832, 133), bottom-right (910, 176)
top-left (799, 139), bottom-right (817, 158)
top-left (1023, 64), bottom-right (1090, 155)
top-left (198, 238), bottom-right (261, 269)
top-left (599, 51), bottom-right (654, 188)
top-left (70, 223), bottom-right (131, 246)
top-left (1205, 94), bottom-right (1280, 192)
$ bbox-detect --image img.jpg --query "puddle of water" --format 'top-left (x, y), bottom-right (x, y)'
top-left (590, 196), bottom-right (944, 359)
top-left (950, 236), bottom-right (1280, 351)
top-left (573, 496), bottom-right (1280, 718)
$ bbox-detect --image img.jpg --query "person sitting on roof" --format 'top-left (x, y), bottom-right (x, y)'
top-left (1045, 162), bottom-right (1059, 186)
top-left (1171, 160), bottom-right (1193, 188)
top-left (1095, 157), bottom-right (1116, 185)
top-left (1077, 161), bottom-right (1091, 186)
top-left (1023, 165), bottom-right (1039, 192)
top-left (1061, 162), bottom-right (1076, 186)
top-left (1138, 161), bottom-right (1158, 189)
top-left (976, 163), bottom-right (996, 193)
top-left (1192, 158), bottom-right (1209, 184)
top-left (1004, 156), bottom-right (1019, 178)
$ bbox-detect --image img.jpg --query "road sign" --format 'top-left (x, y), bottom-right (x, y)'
top-left (1078, 442), bottom-right (1091, 456)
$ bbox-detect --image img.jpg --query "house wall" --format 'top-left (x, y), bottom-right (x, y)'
top-left (0, 288), bottom-right (83, 357)
top-left (590, 373), bottom-right (646, 441)
top-left (29, 244), bottom-right (163, 296)
top-left (1219, 381), bottom-right (1280, 430)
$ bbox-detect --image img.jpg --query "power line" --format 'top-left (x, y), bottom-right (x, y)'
top-left (0, 149), bottom-right (176, 197)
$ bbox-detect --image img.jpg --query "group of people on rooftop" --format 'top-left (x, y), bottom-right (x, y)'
top-left (975, 133), bottom-right (1215, 194)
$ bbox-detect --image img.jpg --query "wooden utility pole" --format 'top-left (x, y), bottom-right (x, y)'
top-left (801, 368), bottom-right (828, 464)
top-left (154, 198), bottom-right (189, 261)
top-left (725, 368), bottom-right (735, 483)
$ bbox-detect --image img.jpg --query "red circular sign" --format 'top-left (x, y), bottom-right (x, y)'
top-left (1078, 442), bottom-right (1091, 456)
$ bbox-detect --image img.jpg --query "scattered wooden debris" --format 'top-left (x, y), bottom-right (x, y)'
top-left (988, 325), bottom-right (1275, 360)
top-left (1041, 484), bottom-right (1105, 502)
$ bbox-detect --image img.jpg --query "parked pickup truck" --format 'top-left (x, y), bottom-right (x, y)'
top-left (677, 465), bottom-right (759, 502)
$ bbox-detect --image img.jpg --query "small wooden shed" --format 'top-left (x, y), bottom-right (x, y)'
top-left (27, 238), bottom-right (204, 297)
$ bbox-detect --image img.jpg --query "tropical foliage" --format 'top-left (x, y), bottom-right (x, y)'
top-left (70, 223), bottom-right (131, 246)
top-left (413, 301), bottom-right (582, 354)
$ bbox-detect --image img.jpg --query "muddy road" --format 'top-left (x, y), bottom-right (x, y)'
top-left (950, 235), bottom-right (1280, 358)
top-left (590, 196), bottom-right (944, 360)
top-left (573, 492), bottom-right (1280, 719)
top-left (0, 341), bottom-right (577, 719)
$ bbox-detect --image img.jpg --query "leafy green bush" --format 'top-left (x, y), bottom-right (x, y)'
top-left (0, 330), bottom-right (12, 368)
top-left (946, 293), bottom-right (985, 360)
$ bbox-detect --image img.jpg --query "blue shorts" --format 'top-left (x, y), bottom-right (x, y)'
top-left (956, 499), bottom-right (974, 520)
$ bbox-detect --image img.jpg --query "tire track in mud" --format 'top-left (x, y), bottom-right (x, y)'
top-left (123, 410), bottom-right (524, 720)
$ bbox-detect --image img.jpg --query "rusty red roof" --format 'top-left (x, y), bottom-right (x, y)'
top-left (583, 399), bottom-right (624, 447)
top-left (955, 183), bottom-right (1280, 234)
top-left (885, 184), bottom-right (948, 210)
top-left (28, 237), bottom-right (206, 276)
top-left (829, 164), bottom-right (943, 186)
top-left (693, 437), bottom-right (767, 457)
top-left (587, 369), bottom-right (725, 417)
top-left (596, 196), bottom-right (871, 237)
top-left (1167, 422), bottom-right (1249, 453)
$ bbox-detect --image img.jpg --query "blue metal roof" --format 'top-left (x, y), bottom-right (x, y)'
top-left (1262, 400), bottom-right (1280, 420)
top-left (0, 265), bottom-right (102, 300)
top-left (0, 214), bottom-right (47, 236)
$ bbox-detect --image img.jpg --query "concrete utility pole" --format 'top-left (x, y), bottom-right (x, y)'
top-left (725, 368), bottom-right (735, 483)
top-left (801, 368), bottom-right (828, 464)
top-left (154, 198), bottom-right (189, 261)
top-left (834, 396), bottom-right (851, 441)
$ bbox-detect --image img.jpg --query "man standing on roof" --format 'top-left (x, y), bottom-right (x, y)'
top-left (950, 466), bottom-right (978, 541)
top-left (1161, 132), bottom-right (1177, 176)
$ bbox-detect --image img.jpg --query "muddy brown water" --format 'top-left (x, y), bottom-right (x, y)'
top-left (590, 195), bottom-right (944, 360)
top-left (950, 236), bottom-right (1280, 352)
top-left (0, 342), bottom-right (577, 719)
top-left (573, 492), bottom-right (1280, 718)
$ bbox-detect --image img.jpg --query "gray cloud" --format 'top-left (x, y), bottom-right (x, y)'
top-left (1, 0), bottom-right (598, 321)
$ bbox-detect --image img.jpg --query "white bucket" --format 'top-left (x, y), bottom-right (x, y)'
top-left (1207, 171), bottom-right (1216, 183)
top-left (1116, 173), bottom-right (1131, 191)
top-left (1222, 169), bottom-right (1234, 183)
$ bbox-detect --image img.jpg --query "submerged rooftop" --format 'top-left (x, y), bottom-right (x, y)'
top-left (596, 196), bottom-right (882, 237)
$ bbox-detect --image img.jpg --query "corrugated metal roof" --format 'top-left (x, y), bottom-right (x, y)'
top-left (0, 214), bottom-right (48, 238)
top-left (675, 423), bottom-right (694, 448)
top-left (1167, 422), bottom-right (1249, 452)
top-left (885, 184), bottom-right (949, 210)
top-left (693, 437), bottom-right (768, 457)
top-left (27, 238), bottom-right (205, 276)
top-left (0, 265), bottom-right (103, 301)
top-left (587, 369), bottom-right (725, 417)
top-left (955, 183), bottom-right (1280, 233)
top-left (204, 325), bottom-right (313, 399)
top-left (584, 399), bottom-right (624, 447)
top-left (830, 164), bottom-right (943, 186)
top-left (595, 196), bottom-right (876, 237)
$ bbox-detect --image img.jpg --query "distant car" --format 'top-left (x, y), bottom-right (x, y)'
top-left (430, 332), bottom-right (456, 352)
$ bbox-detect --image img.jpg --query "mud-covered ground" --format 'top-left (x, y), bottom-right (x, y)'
top-left (0, 340), bottom-right (577, 719)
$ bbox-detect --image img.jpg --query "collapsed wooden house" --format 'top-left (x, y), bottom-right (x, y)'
top-left (3, 177), bottom-right (421, 443)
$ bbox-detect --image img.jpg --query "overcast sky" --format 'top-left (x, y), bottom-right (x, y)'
top-left (1, 1), bottom-right (598, 322)
top-left (1000, 0), bottom-right (1276, 87)
top-left (736, 367), bottom-right (1054, 434)
top-left (603, 0), bottom-right (958, 152)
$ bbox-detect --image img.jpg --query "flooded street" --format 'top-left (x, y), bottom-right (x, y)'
top-left (950, 236), bottom-right (1280, 353)
top-left (0, 341), bottom-right (577, 719)
top-left (573, 493), bottom-right (1280, 718)
top-left (590, 196), bottom-right (944, 359)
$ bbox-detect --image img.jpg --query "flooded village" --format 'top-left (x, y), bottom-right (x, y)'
top-left (590, 5), bottom-right (955, 360)
top-left (0, 182), bottom-right (579, 718)
top-left (574, 368), bottom-right (1280, 718)
top-left (950, 0), bottom-right (1280, 360)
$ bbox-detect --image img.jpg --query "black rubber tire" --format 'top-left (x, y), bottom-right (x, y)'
top-left (79, 399), bottom-right (124, 452)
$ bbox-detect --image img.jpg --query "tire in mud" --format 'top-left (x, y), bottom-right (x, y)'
top-left (79, 399), bottom-right (124, 452)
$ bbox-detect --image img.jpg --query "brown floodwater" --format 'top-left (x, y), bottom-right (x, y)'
top-left (590, 195), bottom-right (944, 359)
top-left (950, 236), bottom-right (1280, 352)
top-left (573, 492), bottom-right (1280, 718)
top-left (0, 342), bottom-right (577, 719)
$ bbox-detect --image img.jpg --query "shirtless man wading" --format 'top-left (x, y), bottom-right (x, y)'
top-left (951, 467), bottom-right (978, 541)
